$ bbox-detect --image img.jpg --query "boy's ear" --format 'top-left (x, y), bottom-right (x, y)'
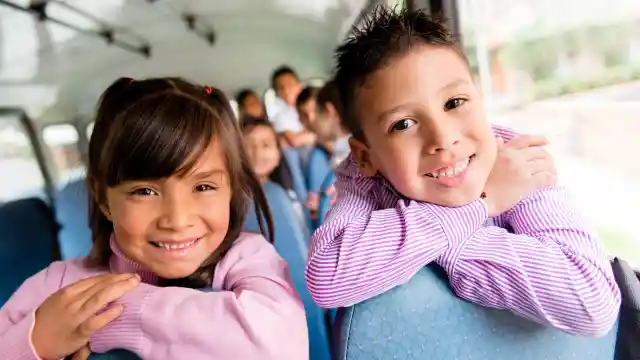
top-left (349, 137), bottom-right (377, 177)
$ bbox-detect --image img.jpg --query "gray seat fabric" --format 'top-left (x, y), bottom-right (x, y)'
top-left (334, 265), bottom-right (618, 360)
top-left (611, 257), bottom-right (640, 360)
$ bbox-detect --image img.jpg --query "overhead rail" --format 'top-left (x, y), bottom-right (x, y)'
top-left (0, 0), bottom-right (152, 58)
top-left (144, 0), bottom-right (216, 46)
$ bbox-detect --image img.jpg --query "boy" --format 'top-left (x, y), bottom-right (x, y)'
top-left (305, 6), bottom-right (620, 337)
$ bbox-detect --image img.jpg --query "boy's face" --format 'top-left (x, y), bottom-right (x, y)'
top-left (297, 98), bottom-right (316, 129)
top-left (350, 45), bottom-right (497, 207)
top-left (274, 73), bottom-right (302, 107)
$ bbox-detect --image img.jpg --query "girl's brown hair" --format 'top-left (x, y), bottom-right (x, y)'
top-left (86, 77), bottom-right (273, 288)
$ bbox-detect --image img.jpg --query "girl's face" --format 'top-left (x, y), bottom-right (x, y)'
top-left (243, 125), bottom-right (281, 183)
top-left (103, 139), bottom-right (231, 279)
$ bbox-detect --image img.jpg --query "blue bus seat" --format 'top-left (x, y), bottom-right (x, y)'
top-left (55, 178), bottom-right (92, 259)
top-left (317, 171), bottom-right (336, 226)
top-left (0, 198), bottom-right (60, 305)
top-left (244, 181), bottom-right (331, 360)
top-left (306, 146), bottom-right (332, 194)
top-left (333, 265), bottom-right (618, 360)
top-left (89, 350), bottom-right (141, 360)
top-left (282, 147), bottom-right (308, 203)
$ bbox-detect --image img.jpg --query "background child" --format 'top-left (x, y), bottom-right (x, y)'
top-left (313, 79), bottom-right (351, 167)
top-left (296, 85), bottom-right (320, 132)
top-left (305, 7), bottom-right (620, 337)
top-left (236, 88), bottom-right (266, 120)
top-left (241, 116), bottom-right (307, 225)
top-left (0, 77), bottom-right (307, 360)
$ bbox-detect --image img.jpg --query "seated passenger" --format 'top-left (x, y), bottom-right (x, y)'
top-left (241, 116), bottom-right (307, 226)
top-left (0, 78), bottom-right (307, 360)
top-left (296, 86), bottom-right (320, 131)
top-left (270, 66), bottom-right (316, 148)
top-left (305, 7), bottom-right (620, 337)
top-left (314, 79), bottom-right (351, 167)
top-left (236, 88), bottom-right (266, 119)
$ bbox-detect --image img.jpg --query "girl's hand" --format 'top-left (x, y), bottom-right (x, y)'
top-left (31, 273), bottom-right (140, 360)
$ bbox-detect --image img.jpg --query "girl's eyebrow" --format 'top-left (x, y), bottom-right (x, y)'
top-left (190, 168), bottom-right (227, 180)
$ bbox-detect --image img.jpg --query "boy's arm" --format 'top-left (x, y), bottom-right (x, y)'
top-left (436, 186), bottom-right (620, 337)
top-left (305, 159), bottom-right (488, 308)
top-left (91, 238), bottom-right (308, 360)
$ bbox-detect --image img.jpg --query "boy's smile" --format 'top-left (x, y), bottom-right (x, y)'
top-left (349, 45), bottom-right (497, 207)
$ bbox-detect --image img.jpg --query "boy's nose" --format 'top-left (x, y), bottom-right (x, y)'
top-left (424, 125), bottom-right (461, 154)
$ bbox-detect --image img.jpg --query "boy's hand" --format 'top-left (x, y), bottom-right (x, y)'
top-left (483, 136), bottom-right (556, 217)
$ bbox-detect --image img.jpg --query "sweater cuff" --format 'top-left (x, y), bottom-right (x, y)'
top-left (2, 311), bottom-right (42, 360)
top-left (90, 288), bottom-right (154, 356)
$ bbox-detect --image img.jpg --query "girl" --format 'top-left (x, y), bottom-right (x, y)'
top-left (0, 78), bottom-right (308, 360)
top-left (241, 117), bottom-right (307, 227)
top-left (306, 7), bottom-right (620, 338)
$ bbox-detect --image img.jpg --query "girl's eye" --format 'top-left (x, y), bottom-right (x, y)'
top-left (444, 98), bottom-right (467, 111)
top-left (130, 188), bottom-right (157, 196)
top-left (195, 184), bottom-right (217, 192)
top-left (389, 119), bottom-right (416, 133)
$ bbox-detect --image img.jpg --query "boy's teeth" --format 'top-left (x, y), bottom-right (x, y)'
top-left (427, 158), bottom-right (470, 178)
top-left (153, 240), bottom-right (197, 250)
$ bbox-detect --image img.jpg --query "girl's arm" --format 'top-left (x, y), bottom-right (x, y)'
top-left (0, 263), bottom-right (65, 360)
top-left (90, 235), bottom-right (308, 360)
top-left (436, 186), bottom-right (620, 336)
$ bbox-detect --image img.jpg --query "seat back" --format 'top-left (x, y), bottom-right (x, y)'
top-left (317, 171), bottom-right (336, 226)
top-left (282, 147), bottom-right (308, 203)
top-left (306, 146), bottom-right (332, 193)
top-left (55, 178), bottom-right (92, 259)
top-left (89, 350), bottom-right (141, 360)
top-left (244, 181), bottom-right (331, 360)
top-left (0, 198), bottom-right (60, 305)
top-left (333, 265), bottom-right (618, 360)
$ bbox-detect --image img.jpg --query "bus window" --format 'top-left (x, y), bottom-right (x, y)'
top-left (86, 122), bottom-right (94, 138)
top-left (0, 116), bottom-right (45, 201)
top-left (42, 124), bottom-right (83, 183)
top-left (459, 0), bottom-right (640, 266)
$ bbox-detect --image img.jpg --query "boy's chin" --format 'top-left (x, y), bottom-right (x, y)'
top-left (418, 187), bottom-right (484, 208)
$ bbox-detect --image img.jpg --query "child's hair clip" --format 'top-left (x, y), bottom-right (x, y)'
top-left (203, 85), bottom-right (213, 95)
top-left (128, 78), bottom-right (135, 84)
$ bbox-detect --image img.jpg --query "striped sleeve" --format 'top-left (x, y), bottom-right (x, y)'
top-left (305, 166), bottom-right (488, 308)
top-left (437, 186), bottom-right (621, 337)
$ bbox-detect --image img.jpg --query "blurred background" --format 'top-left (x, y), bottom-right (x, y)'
top-left (0, 0), bottom-right (638, 266)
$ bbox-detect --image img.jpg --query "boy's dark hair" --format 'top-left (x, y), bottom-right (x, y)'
top-left (335, 6), bottom-right (461, 141)
top-left (87, 77), bottom-right (274, 289)
top-left (271, 65), bottom-right (298, 89)
top-left (235, 88), bottom-right (257, 108)
top-left (316, 79), bottom-right (344, 121)
top-left (240, 116), bottom-right (295, 193)
top-left (295, 86), bottom-right (319, 108)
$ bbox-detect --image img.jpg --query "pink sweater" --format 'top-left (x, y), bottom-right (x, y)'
top-left (0, 232), bottom-right (308, 360)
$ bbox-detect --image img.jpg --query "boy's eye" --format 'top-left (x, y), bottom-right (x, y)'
top-left (444, 98), bottom-right (466, 111)
top-left (195, 184), bottom-right (217, 192)
top-left (389, 119), bottom-right (416, 133)
top-left (130, 187), bottom-right (157, 196)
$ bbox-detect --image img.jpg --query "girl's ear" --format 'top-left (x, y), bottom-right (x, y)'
top-left (99, 203), bottom-right (112, 221)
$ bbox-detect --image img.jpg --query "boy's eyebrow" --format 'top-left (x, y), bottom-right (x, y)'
top-left (438, 78), bottom-right (472, 95)
top-left (375, 78), bottom-right (473, 123)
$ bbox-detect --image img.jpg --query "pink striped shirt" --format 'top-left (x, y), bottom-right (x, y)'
top-left (305, 125), bottom-right (621, 337)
